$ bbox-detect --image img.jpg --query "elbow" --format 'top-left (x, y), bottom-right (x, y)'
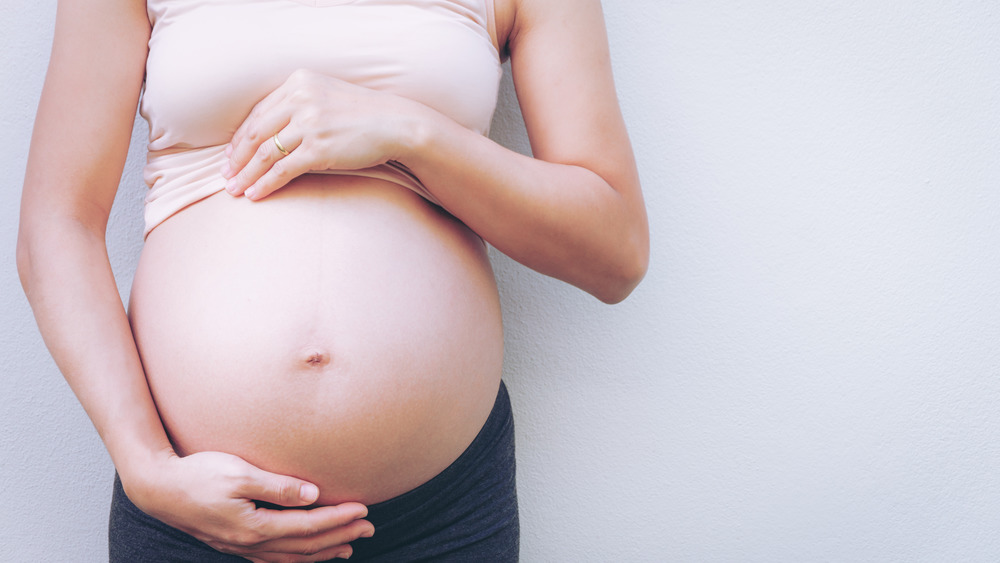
top-left (592, 234), bottom-right (649, 305)
top-left (592, 191), bottom-right (650, 304)
top-left (594, 260), bottom-right (647, 304)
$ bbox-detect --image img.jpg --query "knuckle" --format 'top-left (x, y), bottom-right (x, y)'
top-left (235, 530), bottom-right (265, 547)
top-left (220, 461), bottom-right (249, 481)
top-left (289, 87), bottom-right (308, 105)
top-left (298, 521), bottom-right (321, 538)
top-left (300, 110), bottom-right (319, 128)
top-left (256, 142), bottom-right (273, 159)
top-left (216, 529), bottom-right (244, 546)
top-left (278, 481), bottom-right (297, 501)
top-left (272, 160), bottom-right (292, 180)
top-left (276, 479), bottom-right (297, 502)
top-left (295, 542), bottom-right (322, 556)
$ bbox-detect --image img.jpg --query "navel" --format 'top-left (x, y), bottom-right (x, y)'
top-left (300, 347), bottom-right (332, 369)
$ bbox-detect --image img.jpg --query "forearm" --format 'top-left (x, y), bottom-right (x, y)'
top-left (217, 1), bottom-right (648, 301)
top-left (17, 219), bottom-right (173, 480)
top-left (18, 218), bottom-right (377, 555)
top-left (398, 111), bottom-right (649, 303)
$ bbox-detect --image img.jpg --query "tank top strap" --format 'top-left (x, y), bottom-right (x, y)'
top-left (483, 0), bottom-right (500, 56)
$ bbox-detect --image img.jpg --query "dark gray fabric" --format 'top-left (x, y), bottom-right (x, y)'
top-left (109, 382), bottom-right (519, 562)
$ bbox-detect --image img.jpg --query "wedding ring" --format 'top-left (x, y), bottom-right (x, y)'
top-left (273, 134), bottom-right (290, 156)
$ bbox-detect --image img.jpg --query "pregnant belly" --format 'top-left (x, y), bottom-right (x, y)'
top-left (128, 175), bottom-right (504, 505)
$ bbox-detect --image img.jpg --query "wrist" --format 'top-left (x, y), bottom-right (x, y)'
top-left (389, 101), bottom-right (439, 164)
top-left (115, 444), bottom-right (178, 510)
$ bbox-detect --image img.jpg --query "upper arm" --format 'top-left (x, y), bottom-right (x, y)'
top-left (21, 0), bottom-right (150, 234)
top-left (505, 0), bottom-right (642, 201)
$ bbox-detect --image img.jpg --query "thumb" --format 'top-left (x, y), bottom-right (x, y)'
top-left (234, 464), bottom-right (320, 507)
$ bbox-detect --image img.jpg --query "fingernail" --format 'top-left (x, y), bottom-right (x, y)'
top-left (225, 179), bottom-right (237, 194)
top-left (220, 162), bottom-right (232, 178)
top-left (225, 144), bottom-right (233, 156)
top-left (337, 551), bottom-right (352, 559)
top-left (245, 187), bottom-right (257, 200)
top-left (299, 483), bottom-right (319, 501)
top-left (361, 528), bottom-right (375, 538)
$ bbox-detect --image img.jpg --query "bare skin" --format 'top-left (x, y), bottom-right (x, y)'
top-left (17, 0), bottom-right (647, 561)
top-left (132, 176), bottom-right (505, 507)
top-left (225, 0), bottom-right (647, 303)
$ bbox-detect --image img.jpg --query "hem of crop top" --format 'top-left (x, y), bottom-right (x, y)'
top-left (141, 157), bottom-right (439, 239)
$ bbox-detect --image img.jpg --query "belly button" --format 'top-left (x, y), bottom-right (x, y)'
top-left (301, 348), bottom-right (331, 369)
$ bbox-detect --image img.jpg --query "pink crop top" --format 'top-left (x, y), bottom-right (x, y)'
top-left (140, 0), bottom-right (502, 236)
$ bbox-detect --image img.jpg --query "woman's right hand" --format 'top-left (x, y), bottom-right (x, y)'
top-left (124, 451), bottom-right (374, 562)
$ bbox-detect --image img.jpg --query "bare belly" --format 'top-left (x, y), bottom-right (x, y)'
top-left (129, 175), bottom-right (504, 505)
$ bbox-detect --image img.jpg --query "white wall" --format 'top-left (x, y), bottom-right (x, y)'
top-left (3, 1), bottom-right (1000, 561)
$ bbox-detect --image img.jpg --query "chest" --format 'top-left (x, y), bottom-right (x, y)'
top-left (142, 0), bottom-right (501, 148)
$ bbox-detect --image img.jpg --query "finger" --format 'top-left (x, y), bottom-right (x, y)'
top-left (244, 142), bottom-right (314, 200)
top-left (252, 543), bottom-right (354, 562)
top-left (226, 128), bottom-right (303, 197)
top-left (250, 503), bottom-right (370, 541)
top-left (227, 84), bottom-right (295, 168)
top-left (251, 517), bottom-right (373, 553)
top-left (228, 66), bottom-right (318, 172)
top-left (231, 68), bottom-right (314, 149)
top-left (205, 507), bottom-right (369, 556)
top-left (232, 463), bottom-right (322, 507)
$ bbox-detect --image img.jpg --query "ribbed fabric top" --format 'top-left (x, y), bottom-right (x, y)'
top-left (140, 0), bottom-right (502, 236)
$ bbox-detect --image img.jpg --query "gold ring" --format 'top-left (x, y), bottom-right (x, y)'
top-left (273, 134), bottom-right (290, 156)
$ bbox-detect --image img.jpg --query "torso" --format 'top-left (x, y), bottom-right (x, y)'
top-left (131, 176), bottom-right (504, 505)
top-left (130, 0), bottom-right (508, 505)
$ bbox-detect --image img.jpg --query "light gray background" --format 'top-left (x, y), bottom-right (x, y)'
top-left (3, 1), bottom-right (1000, 561)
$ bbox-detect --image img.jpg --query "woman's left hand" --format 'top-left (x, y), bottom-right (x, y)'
top-left (221, 68), bottom-right (424, 200)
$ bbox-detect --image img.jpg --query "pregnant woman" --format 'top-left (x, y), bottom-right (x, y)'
top-left (18, 0), bottom-right (647, 561)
